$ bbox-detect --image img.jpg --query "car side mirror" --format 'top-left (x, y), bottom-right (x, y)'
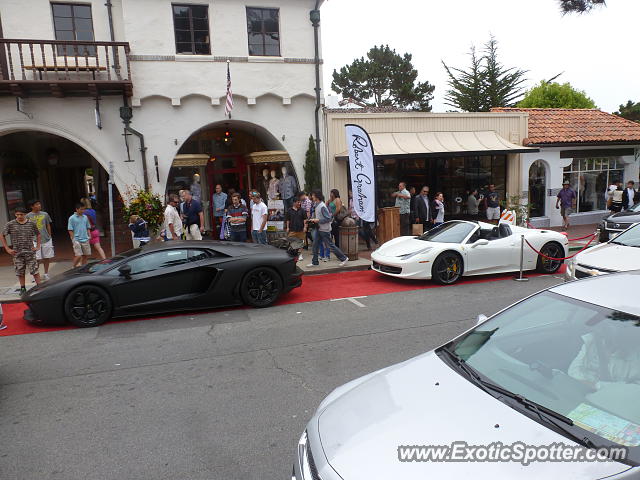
top-left (118, 264), bottom-right (132, 278)
top-left (473, 239), bottom-right (489, 247)
top-left (476, 314), bottom-right (488, 325)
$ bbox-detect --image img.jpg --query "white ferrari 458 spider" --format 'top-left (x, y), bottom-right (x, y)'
top-left (371, 220), bottom-right (569, 284)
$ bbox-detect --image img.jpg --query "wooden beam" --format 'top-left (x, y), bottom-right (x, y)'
top-left (9, 83), bottom-right (23, 96)
top-left (49, 83), bottom-right (64, 97)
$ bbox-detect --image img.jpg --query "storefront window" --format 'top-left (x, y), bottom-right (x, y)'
top-left (528, 160), bottom-right (546, 218)
top-left (370, 155), bottom-right (506, 217)
top-left (563, 157), bottom-right (623, 212)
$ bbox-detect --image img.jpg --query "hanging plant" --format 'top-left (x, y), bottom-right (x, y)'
top-left (122, 186), bottom-right (165, 234)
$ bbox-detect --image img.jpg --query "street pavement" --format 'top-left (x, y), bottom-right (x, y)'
top-left (0, 272), bottom-right (563, 480)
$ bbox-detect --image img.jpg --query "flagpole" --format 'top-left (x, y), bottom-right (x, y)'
top-left (226, 59), bottom-right (232, 120)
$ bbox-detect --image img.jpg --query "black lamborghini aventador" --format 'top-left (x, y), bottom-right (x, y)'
top-left (23, 240), bottom-right (303, 327)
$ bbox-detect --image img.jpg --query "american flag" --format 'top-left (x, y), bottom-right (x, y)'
top-left (225, 60), bottom-right (233, 118)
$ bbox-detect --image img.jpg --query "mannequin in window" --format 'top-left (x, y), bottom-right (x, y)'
top-left (268, 169), bottom-right (280, 200)
top-left (260, 168), bottom-right (270, 200)
top-left (190, 173), bottom-right (202, 202)
top-left (279, 165), bottom-right (298, 211)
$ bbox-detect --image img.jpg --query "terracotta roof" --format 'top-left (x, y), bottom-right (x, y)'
top-left (491, 108), bottom-right (640, 146)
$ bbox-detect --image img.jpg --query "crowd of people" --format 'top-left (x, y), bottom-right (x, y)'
top-left (390, 182), bottom-right (503, 236)
top-left (159, 185), bottom-right (350, 267)
top-left (0, 197), bottom-right (106, 312)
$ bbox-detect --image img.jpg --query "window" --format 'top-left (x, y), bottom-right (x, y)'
top-left (246, 7), bottom-right (280, 56)
top-left (172, 4), bottom-right (210, 55)
top-left (188, 249), bottom-right (211, 261)
top-left (563, 157), bottom-right (623, 212)
top-left (126, 250), bottom-right (189, 275)
top-left (51, 2), bottom-right (95, 56)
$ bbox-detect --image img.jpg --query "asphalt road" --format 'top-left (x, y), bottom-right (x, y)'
top-left (0, 273), bottom-right (562, 480)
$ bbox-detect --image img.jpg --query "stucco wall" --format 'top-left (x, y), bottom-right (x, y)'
top-left (521, 147), bottom-right (640, 227)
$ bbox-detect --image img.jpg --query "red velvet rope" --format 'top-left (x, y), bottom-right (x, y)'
top-left (523, 235), bottom-right (597, 261)
top-left (526, 222), bottom-right (599, 242)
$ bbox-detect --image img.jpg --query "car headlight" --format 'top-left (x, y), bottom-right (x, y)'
top-left (397, 247), bottom-right (433, 260)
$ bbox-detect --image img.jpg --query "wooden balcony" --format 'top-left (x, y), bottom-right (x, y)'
top-left (0, 39), bottom-right (132, 97)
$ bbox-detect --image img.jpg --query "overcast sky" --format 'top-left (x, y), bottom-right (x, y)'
top-left (320, 0), bottom-right (639, 113)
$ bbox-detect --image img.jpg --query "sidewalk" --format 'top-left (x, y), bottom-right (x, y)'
top-left (0, 260), bottom-right (74, 303)
top-left (541, 223), bottom-right (600, 252)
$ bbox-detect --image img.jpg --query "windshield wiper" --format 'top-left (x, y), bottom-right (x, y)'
top-left (439, 347), bottom-right (599, 450)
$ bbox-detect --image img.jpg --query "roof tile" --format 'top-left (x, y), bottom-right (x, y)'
top-left (490, 108), bottom-right (640, 145)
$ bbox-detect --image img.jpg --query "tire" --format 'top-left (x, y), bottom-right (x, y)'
top-left (63, 285), bottom-right (112, 327)
top-left (431, 252), bottom-right (463, 285)
top-left (536, 242), bottom-right (564, 274)
top-left (240, 267), bottom-right (283, 308)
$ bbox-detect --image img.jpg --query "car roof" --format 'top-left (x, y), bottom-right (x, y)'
top-left (549, 270), bottom-right (640, 316)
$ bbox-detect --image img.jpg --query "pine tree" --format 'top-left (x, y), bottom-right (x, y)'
top-left (443, 36), bottom-right (527, 112)
top-left (303, 135), bottom-right (321, 192)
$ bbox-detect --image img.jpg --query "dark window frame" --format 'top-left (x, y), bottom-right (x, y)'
top-left (51, 2), bottom-right (96, 56)
top-left (172, 3), bottom-right (211, 55)
top-left (246, 7), bottom-right (281, 57)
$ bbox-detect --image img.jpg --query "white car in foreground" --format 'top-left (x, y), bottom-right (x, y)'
top-left (294, 272), bottom-right (640, 480)
top-left (566, 223), bottom-right (640, 281)
top-left (371, 220), bottom-right (568, 284)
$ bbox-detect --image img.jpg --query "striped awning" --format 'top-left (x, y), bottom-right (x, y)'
top-left (335, 131), bottom-right (538, 160)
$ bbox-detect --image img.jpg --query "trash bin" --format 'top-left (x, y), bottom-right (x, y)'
top-left (339, 225), bottom-right (359, 260)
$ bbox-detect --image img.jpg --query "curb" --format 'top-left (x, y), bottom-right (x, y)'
top-left (301, 263), bottom-right (371, 276)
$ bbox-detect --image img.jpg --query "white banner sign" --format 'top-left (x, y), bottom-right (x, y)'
top-left (346, 124), bottom-right (376, 222)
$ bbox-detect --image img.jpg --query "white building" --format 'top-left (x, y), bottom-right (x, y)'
top-left (0, 0), bottom-right (324, 249)
top-left (494, 108), bottom-right (640, 227)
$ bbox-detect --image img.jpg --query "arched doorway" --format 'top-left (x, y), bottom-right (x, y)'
top-left (528, 160), bottom-right (547, 218)
top-left (0, 131), bottom-right (128, 257)
top-left (167, 121), bottom-right (299, 234)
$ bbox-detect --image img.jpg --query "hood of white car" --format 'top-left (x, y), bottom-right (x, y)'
top-left (575, 242), bottom-right (640, 271)
top-left (317, 352), bottom-right (629, 480)
top-left (374, 236), bottom-right (438, 257)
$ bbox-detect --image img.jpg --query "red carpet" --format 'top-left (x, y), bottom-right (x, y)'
top-left (0, 266), bottom-right (564, 337)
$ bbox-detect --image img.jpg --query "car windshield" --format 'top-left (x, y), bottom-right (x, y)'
top-left (81, 248), bottom-right (141, 273)
top-left (611, 224), bottom-right (640, 247)
top-left (418, 221), bottom-right (476, 244)
top-left (446, 291), bottom-right (640, 456)
top-left (628, 203), bottom-right (640, 213)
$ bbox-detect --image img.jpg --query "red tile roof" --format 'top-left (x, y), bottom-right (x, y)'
top-left (491, 107), bottom-right (640, 146)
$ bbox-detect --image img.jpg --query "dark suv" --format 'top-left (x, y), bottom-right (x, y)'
top-left (599, 202), bottom-right (640, 242)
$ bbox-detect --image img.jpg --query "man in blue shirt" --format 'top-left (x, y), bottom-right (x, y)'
top-left (212, 184), bottom-right (227, 238)
top-left (183, 190), bottom-right (204, 240)
top-left (68, 202), bottom-right (91, 267)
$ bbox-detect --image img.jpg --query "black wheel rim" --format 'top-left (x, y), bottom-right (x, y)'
top-left (246, 270), bottom-right (280, 304)
top-left (69, 288), bottom-right (108, 326)
top-left (541, 244), bottom-right (562, 272)
top-left (436, 255), bottom-right (461, 284)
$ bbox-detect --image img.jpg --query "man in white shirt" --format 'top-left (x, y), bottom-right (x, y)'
top-left (623, 180), bottom-right (638, 210)
top-left (250, 192), bottom-right (268, 244)
top-left (163, 194), bottom-right (183, 241)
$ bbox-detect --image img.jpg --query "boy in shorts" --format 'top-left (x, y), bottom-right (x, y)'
top-left (68, 203), bottom-right (92, 267)
top-left (0, 207), bottom-right (42, 297)
top-left (27, 199), bottom-right (54, 280)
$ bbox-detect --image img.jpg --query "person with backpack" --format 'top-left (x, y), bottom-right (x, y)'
top-left (307, 191), bottom-right (348, 268)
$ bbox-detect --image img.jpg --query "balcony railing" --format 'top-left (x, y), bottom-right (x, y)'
top-left (0, 39), bottom-right (132, 97)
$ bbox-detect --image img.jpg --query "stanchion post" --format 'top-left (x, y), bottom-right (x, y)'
top-left (514, 234), bottom-right (529, 282)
